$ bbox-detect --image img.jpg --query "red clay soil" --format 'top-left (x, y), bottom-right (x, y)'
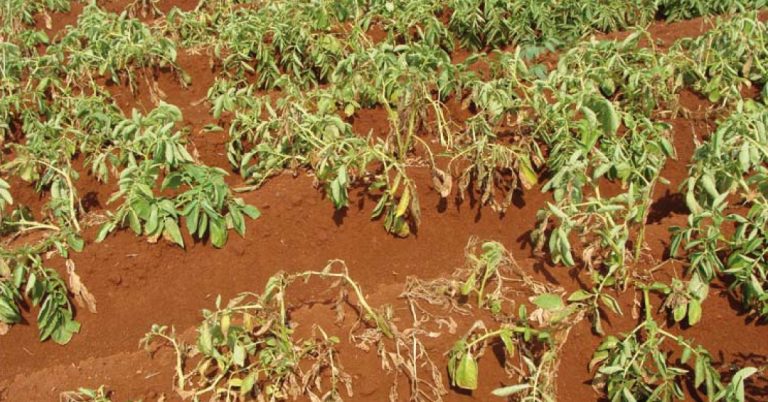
top-left (2, 3), bottom-right (768, 402)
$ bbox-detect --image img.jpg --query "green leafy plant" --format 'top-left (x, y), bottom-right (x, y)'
top-left (0, 234), bottom-right (87, 344)
top-left (550, 31), bottom-right (682, 117)
top-left (673, 14), bottom-right (768, 106)
top-left (1, 0), bottom-right (70, 36)
top-left (447, 316), bottom-right (556, 401)
top-left (142, 261), bottom-right (394, 401)
top-left (49, 4), bottom-right (186, 91)
top-left (457, 240), bottom-right (509, 312)
top-left (95, 102), bottom-right (193, 177)
top-left (96, 162), bottom-right (183, 246)
top-left (98, 161), bottom-right (260, 248)
top-left (658, 0), bottom-right (767, 22)
top-left (671, 101), bottom-right (768, 319)
top-left (164, 164), bottom-right (261, 248)
top-left (590, 287), bottom-right (761, 401)
top-left (212, 2), bottom-right (357, 89)
top-left (226, 87), bottom-right (424, 237)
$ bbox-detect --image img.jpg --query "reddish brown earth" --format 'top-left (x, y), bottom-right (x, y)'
top-left (2, 3), bottom-right (768, 402)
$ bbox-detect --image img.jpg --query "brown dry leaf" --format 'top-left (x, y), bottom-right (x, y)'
top-left (254, 318), bottom-right (274, 337)
top-left (0, 322), bottom-right (9, 336)
top-left (147, 233), bottom-right (160, 244)
top-left (431, 168), bottom-right (453, 198)
top-left (743, 56), bottom-right (753, 78)
top-left (147, 78), bottom-right (167, 105)
top-left (174, 388), bottom-right (195, 400)
top-left (66, 260), bottom-right (97, 313)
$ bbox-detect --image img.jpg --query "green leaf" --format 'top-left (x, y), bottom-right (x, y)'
top-left (600, 294), bottom-right (622, 315)
top-left (589, 350), bottom-right (609, 371)
top-left (518, 156), bottom-right (538, 190)
top-left (209, 218), bottom-right (227, 248)
top-left (492, 384), bottom-right (531, 397)
top-left (455, 352), bottom-right (479, 390)
top-left (687, 299), bottom-right (702, 326)
top-left (673, 304), bottom-right (687, 322)
top-left (128, 210), bottom-right (142, 235)
top-left (186, 204), bottom-right (199, 235)
top-left (371, 193), bottom-right (389, 218)
top-left (622, 387), bottom-right (638, 402)
top-left (685, 190), bottom-right (702, 214)
top-left (163, 218), bottom-right (184, 247)
top-left (240, 373), bottom-right (256, 395)
top-left (681, 346), bottom-right (693, 364)
top-left (460, 273), bottom-right (476, 296)
top-left (241, 205), bottom-right (261, 219)
top-left (568, 289), bottom-right (592, 302)
top-left (499, 331), bottom-right (516, 357)
top-left (233, 344), bottom-right (246, 367)
top-left (547, 203), bottom-right (569, 220)
top-left (699, 175), bottom-right (719, 198)
top-left (533, 293), bottom-right (563, 311)
top-left (598, 365), bottom-right (624, 375)
top-left (739, 143), bottom-right (751, 172)
top-left (67, 235), bottom-right (85, 252)
top-left (586, 97), bottom-right (620, 136)
top-left (51, 318), bottom-right (80, 345)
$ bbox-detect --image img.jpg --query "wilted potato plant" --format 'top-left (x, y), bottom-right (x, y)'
top-left (2, 0), bottom-right (768, 401)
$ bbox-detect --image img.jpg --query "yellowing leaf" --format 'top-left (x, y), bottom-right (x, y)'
top-left (395, 187), bottom-right (411, 218)
top-left (221, 314), bottom-right (231, 336)
top-left (518, 156), bottom-right (538, 190)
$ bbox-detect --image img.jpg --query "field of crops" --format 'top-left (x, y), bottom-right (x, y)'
top-left (2, 0), bottom-right (768, 401)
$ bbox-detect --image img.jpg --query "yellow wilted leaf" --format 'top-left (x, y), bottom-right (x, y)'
top-left (519, 156), bottom-right (538, 190)
top-left (243, 312), bottom-right (255, 332)
top-left (395, 187), bottom-right (411, 217)
top-left (221, 314), bottom-right (231, 336)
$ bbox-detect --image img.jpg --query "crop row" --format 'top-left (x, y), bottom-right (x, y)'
top-left (0, 1), bottom-right (767, 401)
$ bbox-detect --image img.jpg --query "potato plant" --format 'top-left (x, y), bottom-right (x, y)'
top-left (0, 232), bottom-right (85, 344)
top-left (226, 86), bottom-right (424, 237)
top-left (591, 287), bottom-right (760, 402)
top-left (447, 319), bottom-right (554, 399)
top-left (1, 0), bottom-right (70, 36)
top-left (549, 31), bottom-right (682, 117)
top-left (447, 0), bottom-right (661, 51)
top-left (3, 0), bottom-right (768, 396)
top-left (360, 0), bottom-right (452, 50)
top-left (530, 64), bottom-right (676, 332)
top-left (49, 4), bottom-right (185, 91)
top-left (449, 115), bottom-right (540, 213)
top-left (673, 14), bottom-right (768, 106)
top-left (89, 102), bottom-right (193, 180)
top-left (142, 262), bottom-right (393, 401)
top-left (658, 0), bottom-right (767, 21)
top-left (671, 101), bottom-right (768, 319)
top-left (213, 2), bottom-right (356, 89)
top-left (97, 161), bottom-right (260, 248)
top-left (164, 164), bottom-right (261, 248)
